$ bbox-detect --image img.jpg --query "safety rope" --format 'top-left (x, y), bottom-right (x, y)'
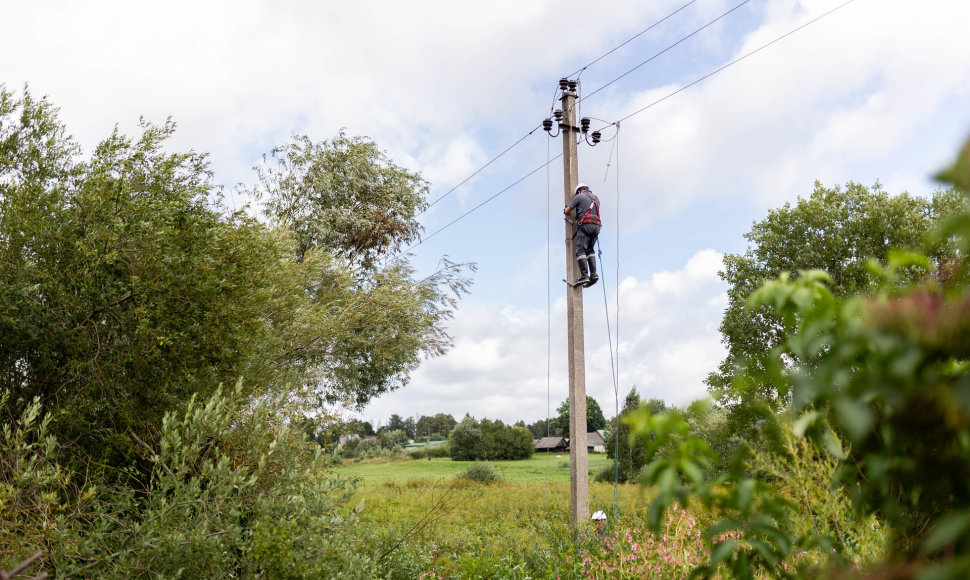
top-left (597, 124), bottom-right (622, 522)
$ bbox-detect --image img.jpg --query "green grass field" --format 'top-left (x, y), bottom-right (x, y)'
top-left (337, 452), bottom-right (614, 485)
top-left (335, 455), bottom-right (666, 578)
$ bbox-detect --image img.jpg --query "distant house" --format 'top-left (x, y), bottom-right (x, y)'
top-left (534, 436), bottom-right (568, 453)
top-left (587, 431), bottom-right (606, 453)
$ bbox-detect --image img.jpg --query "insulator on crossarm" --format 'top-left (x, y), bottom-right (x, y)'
top-left (543, 118), bottom-right (553, 132)
top-left (591, 131), bottom-right (602, 144)
top-left (559, 78), bottom-right (569, 91)
top-left (580, 118), bottom-right (590, 134)
top-left (568, 80), bottom-right (578, 92)
top-left (553, 109), bottom-right (563, 122)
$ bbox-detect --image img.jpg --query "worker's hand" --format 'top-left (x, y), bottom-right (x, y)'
top-left (563, 207), bottom-right (571, 215)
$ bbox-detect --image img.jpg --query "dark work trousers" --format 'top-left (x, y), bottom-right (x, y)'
top-left (575, 223), bottom-right (601, 258)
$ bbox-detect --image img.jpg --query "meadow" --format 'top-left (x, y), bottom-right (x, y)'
top-left (339, 453), bottom-right (613, 485)
top-left (336, 454), bottom-right (718, 578)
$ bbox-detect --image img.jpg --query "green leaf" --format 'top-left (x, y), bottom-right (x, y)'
top-left (736, 479), bottom-right (755, 514)
top-left (834, 398), bottom-right (873, 444)
top-left (710, 540), bottom-right (738, 566)
top-left (792, 411), bottom-right (819, 437)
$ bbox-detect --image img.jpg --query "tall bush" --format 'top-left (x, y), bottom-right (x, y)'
top-left (627, 137), bottom-right (970, 577)
top-left (448, 416), bottom-right (534, 461)
top-left (1, 383), bottom-right (377, 578)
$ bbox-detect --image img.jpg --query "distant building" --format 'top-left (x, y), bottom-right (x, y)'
top-left (587, 431), bottom-right (606, 453)
top-left (534, 436), bottom-right (568, 453)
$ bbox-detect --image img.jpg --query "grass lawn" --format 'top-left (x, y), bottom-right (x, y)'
top-left (337, 452), bottom-right (614, 485)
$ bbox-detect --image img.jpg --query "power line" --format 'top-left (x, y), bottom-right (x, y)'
top-left (426, 2), bottom-right (702, 218)
top-left (582, 0), bottom-right (752, 103)
top-left (403, 154), bottom-right (563, 254)
top-left (405, 0), bottom-right (861, 259)
top-left (566, 0), bottom-right (700, 79)
top-left (608, 0), bottom-right (861, 127)
top-left (421, 123), bottom-right (544, 215)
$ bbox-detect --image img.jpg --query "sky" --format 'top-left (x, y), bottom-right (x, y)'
top-left (4, 0), bottom-right (970, 428)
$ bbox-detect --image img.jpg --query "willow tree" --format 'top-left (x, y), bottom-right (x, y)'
top-left (0, 85), bottom-right (471, 467)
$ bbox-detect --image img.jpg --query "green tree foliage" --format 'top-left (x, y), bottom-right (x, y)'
top-left (551, 395), bottom-right (607, 435)
top-left (249, 131), bottom-right (426, 269)
top-left (603, 389), bottom-right (656, 483)
top-left (707, 181), bottom-right (965, 432)
top-left (628, 137), bottom-right (970, 577)
top-left (525, 417), bottom-right (556, 439)
top-left (416, 413), bottom-right (457, 440)
top-left (381, 413), bottom-right (408, 434)
top-left (0, 90), bottom-right (284, 465)
top-left (343, 419), bottom-right (375, 437)
top-left (0, 85), bottom-right (471, 469)
top-left (378, 429), bottom-right (409, 450)
top-left (448, 416), bottom-right (534, 461)
top-left (403, 416), bottom-right (416, 438)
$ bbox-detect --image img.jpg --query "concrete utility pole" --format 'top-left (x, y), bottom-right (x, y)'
top-left (558, 79), bottom-right (590, 525)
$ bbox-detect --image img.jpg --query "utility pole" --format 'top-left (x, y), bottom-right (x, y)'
top-left (547, 78), bottom-right (589, 525)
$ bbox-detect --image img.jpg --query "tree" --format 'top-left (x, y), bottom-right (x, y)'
top-left (625, 140), bottom-right (970, 577)
top-left (603, 390), bottom-right (661, 482)
top-left (707, 181), bottom-right (965, 432)
top-left (416, 413), bottom-right (457, 440)
top-left (403, 416), bottom-right (416, 439)
top-left (249, 131), bottom-right (426, 270)
top-left (551, 395), bottom-right (607, 435)
top-left (386, 414), bottom-right (407, 433)
top-left (0, 88), bottom-right (293, 466)
top-left (448, 416), bottom-right (482, 461)
top-left (526, 418), bottom-right (558, 439)
top-left (448, 416), bottom-right (534, 461)
top-left (0, 85), bottom-right (471, 469)
top-left (378, 429), bottom-right (409, 450)
top-left (343, 419), bottom-right (375, 437)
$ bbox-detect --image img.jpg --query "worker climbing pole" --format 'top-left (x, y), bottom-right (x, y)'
top-left (543, 77), bottom-right (606, 526)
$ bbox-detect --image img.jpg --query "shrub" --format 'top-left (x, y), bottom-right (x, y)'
top-left (594, 462), bottom-right (617, 483)
top-left (457, 462), bottom-right (502, 484)
top-left (1, 383), bottom-right (376, 578)
top-left (407, 444), bottom-right (449, 460)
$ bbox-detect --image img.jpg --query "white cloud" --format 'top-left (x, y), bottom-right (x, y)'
top-left (362, 249), bottom-right (727, 423)
top-left (583, 0), bottom-right (970, 229)
top-left (5, 0), bottom-right (968, 428)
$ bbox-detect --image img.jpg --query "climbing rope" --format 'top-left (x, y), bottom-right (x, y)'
top-left (598, 124), bottom-right (622, 522)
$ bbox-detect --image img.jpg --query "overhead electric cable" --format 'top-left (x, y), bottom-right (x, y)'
top-left (421, 123), bottom-right (544, 215)
top-left (402, 154), bottom-right (562, 254)
top-left (566, 0), bottom-right (700, 78)
top-left (608, 0), bottom-right (860, 127)
top-left (403, 0), bottom-right (860, 260)
top-left (582, 0), bottom-right (751, 103)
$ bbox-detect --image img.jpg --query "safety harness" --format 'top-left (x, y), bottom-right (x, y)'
top-left (579, 191), bottom-right (602, 226)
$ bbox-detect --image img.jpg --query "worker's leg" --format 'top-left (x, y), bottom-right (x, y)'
top-left (582, 226), bottom-right (601, 287)
top-left (586, 253), bottom-right (598, 286)
top-left (575, 228), bottom-right (591, 284)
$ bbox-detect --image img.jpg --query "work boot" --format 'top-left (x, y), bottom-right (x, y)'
top-left (575, 256), bottom-right (590, 286)
top-left (586, 254), bottom-right (599, 287)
